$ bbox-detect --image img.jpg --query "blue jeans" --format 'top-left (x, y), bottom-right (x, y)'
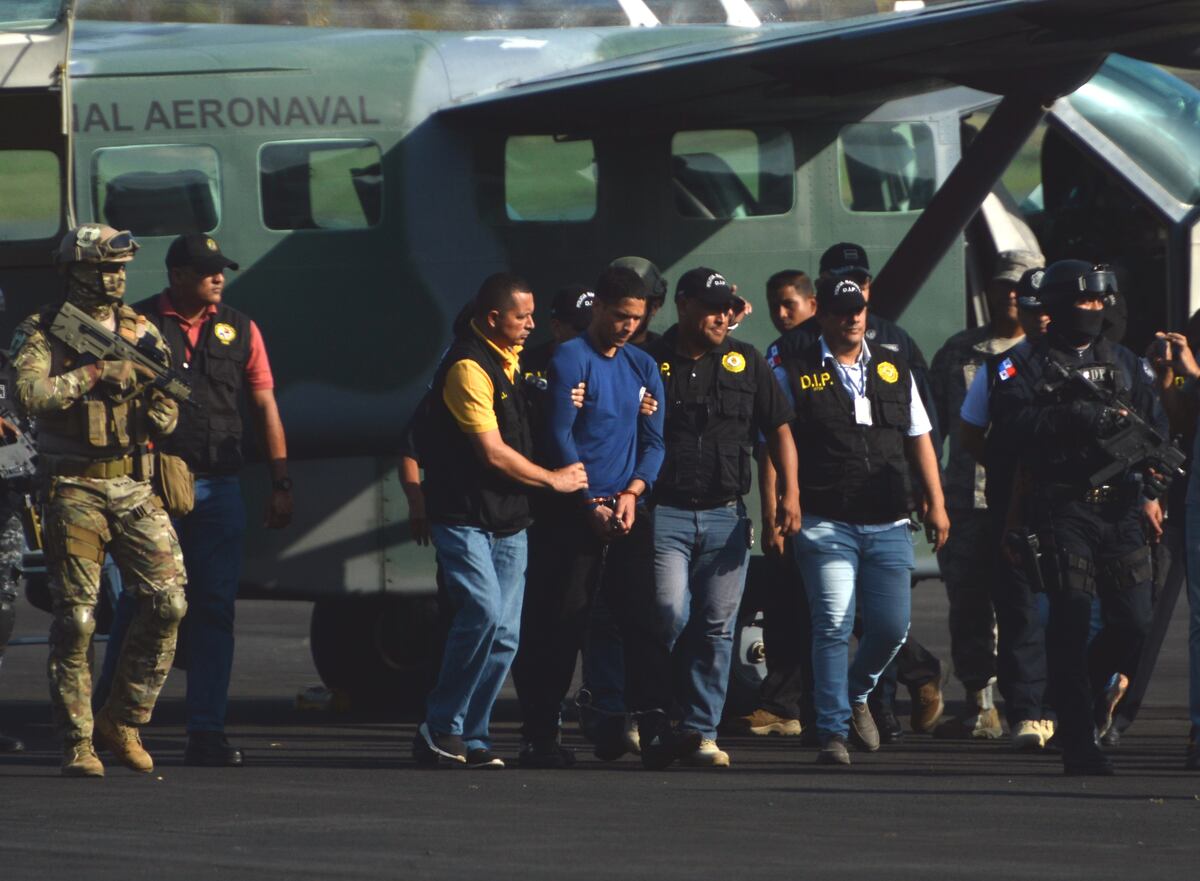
top-left (793, 517), bottom-right (913, 741)
top-left (96, 476), bottom-right (245, 733)
top-left (427, 523), bottom-right (526, 750)
top-left (652, 502), bottom-right (750, 740)
top-left (1186, 502), bottom-right (1200, 731)
top-left (176, 475), bottom-right (246, 733)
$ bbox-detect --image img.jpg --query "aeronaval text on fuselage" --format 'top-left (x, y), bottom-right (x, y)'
top-left (72, 96), bottom-right (382, 133)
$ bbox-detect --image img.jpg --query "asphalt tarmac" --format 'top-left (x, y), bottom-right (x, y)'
top-left (2, 585), bottom-right (1198, 881)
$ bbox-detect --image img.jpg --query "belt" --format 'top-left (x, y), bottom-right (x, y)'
top-left (44, 455), bottom-right (136, 479)
top-left (654, 493), bottom-right (739, 511)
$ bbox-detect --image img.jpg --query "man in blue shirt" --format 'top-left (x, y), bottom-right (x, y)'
top-left (513, 266), bottom-right (667, 767)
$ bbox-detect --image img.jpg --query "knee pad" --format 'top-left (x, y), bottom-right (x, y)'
top-left (56, 604), bottom-right (97, 649)
top-left (150, 590), bottom-right (188, 627)
top-left (0, 592), bottom-right (15, 654)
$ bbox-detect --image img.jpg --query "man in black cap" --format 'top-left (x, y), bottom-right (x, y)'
top-left (642, 267), bottom-right (799, 767)
top-left (103, 233), bottom-right (293, 766)
top-left (774, 275), bottom-right (949, 765)
top-left (766, 244), bottom-right (946, 740)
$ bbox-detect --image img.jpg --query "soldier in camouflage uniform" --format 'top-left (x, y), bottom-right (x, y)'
top-left (11, 224), bottom-right (187, 777)
top-left (0, 345), bottom-right (25, 752)
top-left (928, 250), bottom-right (1041, 740)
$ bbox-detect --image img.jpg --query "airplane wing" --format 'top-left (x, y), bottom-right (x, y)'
top-left (440, 0), bottom-right (1200, 127)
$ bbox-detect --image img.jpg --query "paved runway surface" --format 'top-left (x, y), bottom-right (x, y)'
top-left (3, 585), bottom-right (1198, 880)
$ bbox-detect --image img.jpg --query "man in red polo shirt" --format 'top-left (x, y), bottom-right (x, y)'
top-left (99, 233), bottom-right (291, 766)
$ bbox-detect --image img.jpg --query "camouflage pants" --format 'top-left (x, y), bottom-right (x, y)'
top-left (42, 475), bottom-right (187, 744)
top-left (936, 508), bottom-right (998, 693)
top-left (0, 492), bottom-right (22, 671)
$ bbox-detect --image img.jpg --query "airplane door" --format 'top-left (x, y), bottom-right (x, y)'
top-left (0, 0), bottom-right (75, 343)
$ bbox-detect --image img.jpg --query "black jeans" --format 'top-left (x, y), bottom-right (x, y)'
top-left (756, 546), bottom-right (813, 722)
top-left (1038, 498), bottom-right (1152, 760)
top-left (512, 502), bottom-right (658, 743)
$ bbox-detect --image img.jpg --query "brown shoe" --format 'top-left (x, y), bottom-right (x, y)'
top-left (62, 740), bottom-right (105, 778)
top-left (850, 702), bottom-right (880, 752)
top-left (909, 678), bottom-right (945, 734)
top-left (94, 706), bottom-right (154, 773)
top-left (730, 709), bottom-right (803, 736)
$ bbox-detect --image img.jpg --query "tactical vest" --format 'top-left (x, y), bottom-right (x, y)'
top-left (420, 331), bottom-right (533, 535)
top-left (648, 332), bottom-right (760, 508)
top-left (36, 304), bottom-right (153, 459)
top-left (140, 299), bottom-right (250, 475)
top-left (785, 340), bottom-right (914, 524)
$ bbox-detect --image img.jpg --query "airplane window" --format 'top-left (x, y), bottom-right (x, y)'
top-left (505, 136), bottom-right (596, 222)
top-left (1068, 55), bottom-right (1200, 205)
top-left (671, 128), bottom-right (793, 219)
top-left (0, 149), bottom-right (60, 241)
top-left (838, 122), bottom-right (935, 213)
top-left (260, 140), bottom-right (382, 231)
top-left (93, 145), bottom-right (220, 236)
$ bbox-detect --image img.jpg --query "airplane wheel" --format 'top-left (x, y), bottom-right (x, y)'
top-left (309, 595), bottom-right (437, 713)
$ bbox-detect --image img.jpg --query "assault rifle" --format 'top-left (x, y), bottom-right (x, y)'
top-left (0, 430), bottom-right (37, 483)
top-left (1042, 359), bottom-right (1185, 496)
top-left (48, 302), bottom-right (193, 404)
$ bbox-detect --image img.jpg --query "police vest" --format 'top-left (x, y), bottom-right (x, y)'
top-left (420, 332), bottom-right (533, 535)
top-left (140, 300), bottom-right (250, 475)
top-left (785, 341), bottom-right (914, 524)
top-left (647, 332), bottom-right (760, 508)
top-left (34, 303), bottom-right (154, 458)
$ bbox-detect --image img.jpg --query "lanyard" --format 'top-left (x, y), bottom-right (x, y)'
top-left (834, 355), bottom-right (867, 398)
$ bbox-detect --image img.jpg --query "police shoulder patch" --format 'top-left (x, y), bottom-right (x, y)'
top-left (213, 322), bottom-right (237, 345)
top-left (876, 361), bottom-right (898, 384)
top-left (722, 351), bottom-right (746, 374)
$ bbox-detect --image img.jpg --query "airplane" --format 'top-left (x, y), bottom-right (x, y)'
top-left (2, 0), bottom-right (1200, 711)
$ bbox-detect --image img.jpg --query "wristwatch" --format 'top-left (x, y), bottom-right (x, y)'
top-left (272, 477), bottom-right (294, 492)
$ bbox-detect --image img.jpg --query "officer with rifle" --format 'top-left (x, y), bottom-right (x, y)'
top-left (991, 260), bottom-right (1181, 776)
top-left (10, 224), bottom-right (187, 777)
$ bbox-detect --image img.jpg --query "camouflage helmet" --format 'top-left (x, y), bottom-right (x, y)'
top-left (55, 223), bottom-right (138, 265)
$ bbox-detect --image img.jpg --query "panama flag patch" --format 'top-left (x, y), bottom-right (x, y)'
top-left (997, 357), bottom-right (1017, 381)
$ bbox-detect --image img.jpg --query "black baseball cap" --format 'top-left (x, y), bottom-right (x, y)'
top-left (166, 233), bottom-right (239, 274)
top-left (675, 267), bottom-right (736, 308)
top-left (550, 283), bottom-right (595, 332)
top-left (819, 242), bottom-right (870, 277)
top-left (816, 275), bottom-right (867, 316)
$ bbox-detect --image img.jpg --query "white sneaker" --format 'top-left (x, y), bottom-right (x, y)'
top-left (684, 738), bottom-right (730, 767)
top-left (1011, 719), bottom-right (1045, 750)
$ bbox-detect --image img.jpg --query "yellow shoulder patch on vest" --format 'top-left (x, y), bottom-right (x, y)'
top-left (213, 322), bottom-right (237, 345)
top-left (721, 352), bottom-right (745, 374)
top-left (876, 361), bottom-right (899, 384)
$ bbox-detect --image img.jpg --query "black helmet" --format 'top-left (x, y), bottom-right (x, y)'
top-left (609, 256), bottom-right (667, 305)
top-left (1037, 260), bottom-right (1117, 312)
top-left (1040, 259), bottom-right (1116, 345)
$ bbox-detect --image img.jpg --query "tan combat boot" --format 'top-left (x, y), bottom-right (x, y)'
top-left (933, 685), bottom-right (1004, 740)
top-left (62, 739), bottom-right (105, 778)
top-left (94, 706), bottom-right (154, 773)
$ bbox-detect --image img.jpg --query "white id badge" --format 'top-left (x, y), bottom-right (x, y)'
top-left (854, 396), bottom-right (873, 426)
